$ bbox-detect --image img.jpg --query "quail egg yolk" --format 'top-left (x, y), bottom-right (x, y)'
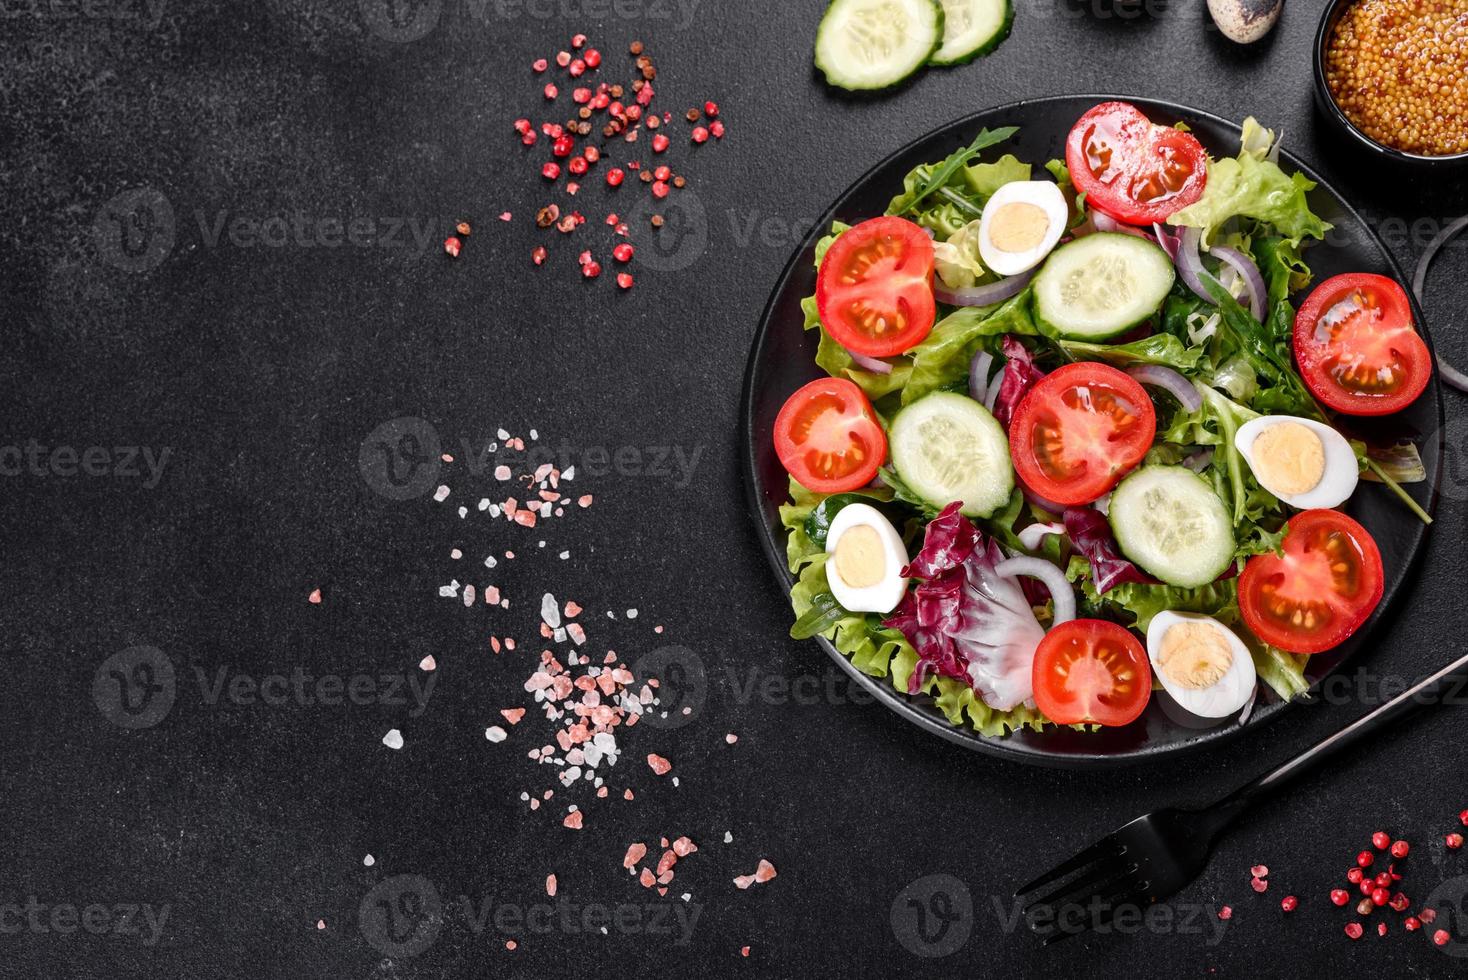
top-left (1157, 621), bottom-right (1233, 690)
top-left (1252, 421), bottom-right (1326, 495)
top-left (987, 202), bottom-right (1052, 254)
top-left (832, 525), bottom-right (886, 589)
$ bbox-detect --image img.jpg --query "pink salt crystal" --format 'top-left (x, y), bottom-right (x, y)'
top-left (308, 589), bottom-right (322, 604)
top-left (419, 655), bottom-right (436, 672)
top-left (501, 708), bottom-right (526, 725)
top-left (562, 811), bottom-right (583, 830)
top-left (754, 860), bottom-right (777, 883)
top-left (647, 754), bottom-right (672, 775)
top-left (624, 842), bottom-right (647, 869)
top-left (546, 875), bottom-right (557, 897)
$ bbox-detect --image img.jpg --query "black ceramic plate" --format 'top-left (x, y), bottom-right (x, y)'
top-left (740, 95), bottom-right (1443, 769)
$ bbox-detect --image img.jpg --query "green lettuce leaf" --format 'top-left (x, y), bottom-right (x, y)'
top-left (1059, 334), bottom-right (1205, 371)
top-left (1168, 137), bottom-right (1331, 248)
top-left (934, 219), bottom-right (989, 289)
top-left (964, 153), bottom-right (1031, 201)
top-left (901, 286), bottom-right (1039, 405)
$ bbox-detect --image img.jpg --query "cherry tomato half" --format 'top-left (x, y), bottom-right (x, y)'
top-left (1239, 509), bottom-right (1384, 655)
top-left (815, 216), bottom-right (937, 358)
top-left (1008, 362), bottom-right (1157, 507)
top-left (1293, 273), bottom-right (1431, 417)
top-left (1032, 619), bottom-right (1152, 727)
top-left (1065, 101), bottom-right (1209, 226)
top-left (773, 377), bottom-right (887, 494)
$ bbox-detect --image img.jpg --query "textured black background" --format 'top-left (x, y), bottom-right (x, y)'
top-left (3, 0), bottom-right (1468, 977)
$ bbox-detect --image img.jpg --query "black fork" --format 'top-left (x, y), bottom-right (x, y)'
top-left (1016, 649), bottom-right (1468, 944)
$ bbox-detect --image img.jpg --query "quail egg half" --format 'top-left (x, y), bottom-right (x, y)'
top-left (1236, 415), bottom-right (1359, 510)
top-left (978, 180), bottom-right (1069, 277)
top-left (825, 503), bottom-right (909, 614)
top-left (1146, 611), bottom-right (1258, 720)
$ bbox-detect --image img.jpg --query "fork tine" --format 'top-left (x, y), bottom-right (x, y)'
top-left (1022, 857), bottom-right (1133, 916)
top-left (1014, 836), bottom-right (1120, 898)
top-left (1033, 881), bottom-right (1150, 947)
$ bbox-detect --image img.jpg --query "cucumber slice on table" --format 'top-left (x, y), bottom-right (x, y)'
top-left (1033, 233), bottom-right (1176, 340)
top-left (931, 0), bottom-right (1013, 65)
top-left (1109, 466), bottom-right (1236, 589)
top-left (890, 391), bottom-right (1013, 518)
top-left (815, 0), bottom-right (944, 91)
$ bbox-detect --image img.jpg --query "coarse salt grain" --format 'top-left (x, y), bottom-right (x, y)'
top-left (308, 588), bottom-right (322, 604)
top-left (434, 485), bottom-right (450, 502)
top-left (419, 655), bottom-right (437, 672)
top-left (546, 874), bottom-right (557, 897)
top-left (383, 729), bottom-right (404, 750)
top-left (486, 726), bottom-right (508, 743)
top-left (647, 753), bottom-right (672, 775)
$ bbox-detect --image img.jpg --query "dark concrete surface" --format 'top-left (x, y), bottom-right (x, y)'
top-left (2, 0), bottom-right (1467, 976)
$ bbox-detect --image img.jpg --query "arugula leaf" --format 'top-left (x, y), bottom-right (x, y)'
top-left (888, 126), bottom-right (1020, 217)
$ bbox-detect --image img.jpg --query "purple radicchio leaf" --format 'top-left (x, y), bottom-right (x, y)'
top-left (884, 503), bottom-right (1046, 711)
top-left (993, 335), bottom-right (1046, 427)
top-left (1062, 506), bottom-right (1154, 594)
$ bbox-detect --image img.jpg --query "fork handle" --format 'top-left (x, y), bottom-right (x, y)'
top-left (1216, 649), bottom-right (1468, 819)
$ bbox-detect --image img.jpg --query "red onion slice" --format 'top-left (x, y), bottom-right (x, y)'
top-left (933, 269), bottom-right (1033, 308)
top-left (844, 347), bottom-right (894, 375)
top-left (1211, 245), bottom-right (1267, 322)
top-left (984, 365), bottom-right (1005, 413)
top-left (1152, 222), bottom-right (1181, 260)
top-left (1176, 225), bottom-right (1217, 305)
top-left (968, 350), bottom-right (995, 403)
top-left (1018, 521), bottom-right (1065, 551)
top-left (1091, 210), bottom-right (1153, 241)
top-left (1127, 364), bottom-right (1203, 412)
top-left (994, 557), bottom-right (1076, 626)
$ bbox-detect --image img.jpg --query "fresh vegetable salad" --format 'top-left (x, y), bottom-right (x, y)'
top-left (775, 102), bottom-right (1432, 737)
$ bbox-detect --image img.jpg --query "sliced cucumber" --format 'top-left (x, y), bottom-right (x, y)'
top-left (1109, 466), bottom-right (1236, 588)
top-left (930, 0), bottom-right (1012, 65)
top-left (890, 391), bottom-right (1013, 518)
top-left (815, 0), bottom-right (944, 92)
top-left (1033, 233), bottom-right (1176, 340)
